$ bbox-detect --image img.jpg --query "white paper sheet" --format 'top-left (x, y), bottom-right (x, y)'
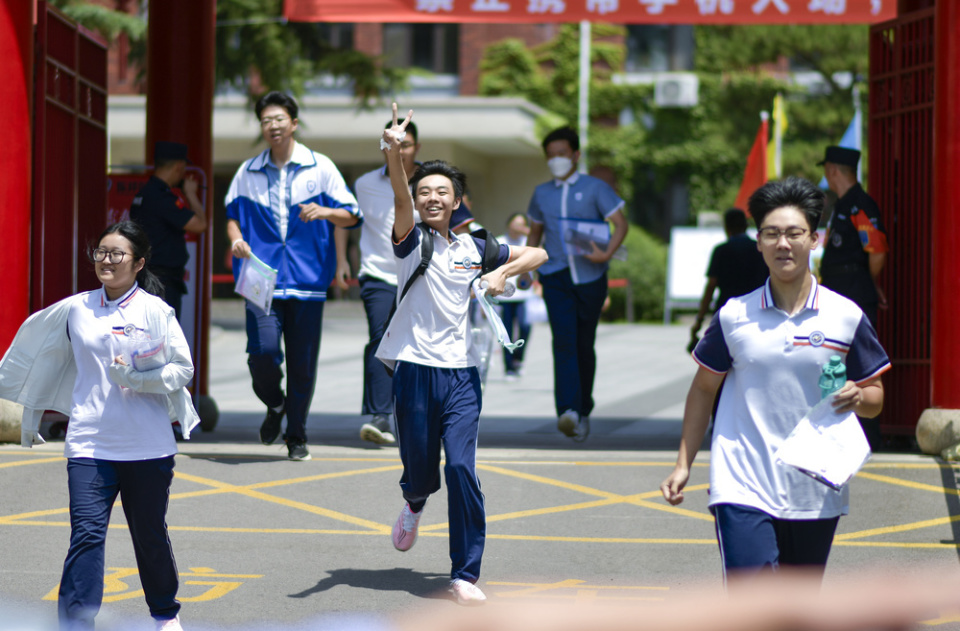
top-left (559, 217), bottom-right (628, 261)
top-left (774, 395), bottom-right (872, 491)
top-left (235, 253), bottom-right (278, 314)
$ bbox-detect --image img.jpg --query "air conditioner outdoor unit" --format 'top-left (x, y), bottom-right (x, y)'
top-left (654, 73), bottom-right (699, 108)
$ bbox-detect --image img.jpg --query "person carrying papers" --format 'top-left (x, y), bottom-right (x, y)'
top-left (375, 104), bottom-right (547, 605)
top-left (660, 177), bottom-right (890, 585)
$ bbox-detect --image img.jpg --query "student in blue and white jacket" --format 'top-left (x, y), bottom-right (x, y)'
top-left (225, 91), bottom-right (362, 462)
top-left (375, 105), bottom-right (547, 605)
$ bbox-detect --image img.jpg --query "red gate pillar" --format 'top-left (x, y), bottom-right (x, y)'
top-left (145, 0), bottom-right (216, 411)
top-left (918, 0), bottom-right (960, 452)
top-left (0, 0), bottom-right (33, 352)
top-left (930, 0), bottom-right (960, 408)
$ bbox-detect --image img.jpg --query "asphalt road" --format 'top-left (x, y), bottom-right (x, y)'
top-left (2, 300), bottom-right (960, 630)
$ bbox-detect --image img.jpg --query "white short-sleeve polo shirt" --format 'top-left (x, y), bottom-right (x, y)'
top-left (693, 277), bottom-right (891, 519)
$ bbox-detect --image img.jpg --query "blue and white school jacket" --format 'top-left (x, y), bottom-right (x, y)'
top-left (225, 142), bottom-right (362, 301)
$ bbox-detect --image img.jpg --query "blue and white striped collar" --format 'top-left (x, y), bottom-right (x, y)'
top-left (760, 275), bottom-right (820, 312)
top-left (100, 282), bottom-right (140, 308)
top-left (246, 141), bottom-right (318, 172)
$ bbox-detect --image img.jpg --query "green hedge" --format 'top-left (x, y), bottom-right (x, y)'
top-left (605, 224), bottom-right (667, 323)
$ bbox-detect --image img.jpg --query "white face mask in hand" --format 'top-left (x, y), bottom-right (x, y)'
top-left (547, 156), bottom-right (574, 179)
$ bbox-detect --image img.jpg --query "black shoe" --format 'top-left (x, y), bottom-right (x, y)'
top-left (260, 404), bottom-right (285, 445)
top-left (286, 440), bottom-right (311, 461)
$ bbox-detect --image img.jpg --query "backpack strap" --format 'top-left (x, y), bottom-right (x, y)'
top-left (470, 228), bottom-right (502, 277)
top-left (387, 226), bottom-right (434, 324)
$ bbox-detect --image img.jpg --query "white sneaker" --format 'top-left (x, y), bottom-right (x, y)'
top-left (557, 409), bottom-right (579, 438)
top-left (155, 616), bottom-right (183, 631)
top-left (360, 414), bottom-right (396, 445)
top-left (450, 578), bottom-right (487, 605)
top-left (572, 416), bottom-right (590, 443)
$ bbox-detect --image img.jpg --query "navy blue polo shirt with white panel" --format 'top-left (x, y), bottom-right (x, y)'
top-left (526, 172), bottom-right (624, 285)
top-left (694, 277), bottom-right (890, 520)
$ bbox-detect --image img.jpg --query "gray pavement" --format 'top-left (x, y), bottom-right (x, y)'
top-left (2, 299), bottom-right (960, 629)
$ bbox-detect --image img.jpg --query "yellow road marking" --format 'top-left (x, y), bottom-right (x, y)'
top-left (0, 456), bottom-right (64, 468)
top-left (172, 471), bottom-right (390, 532)
top-left (856, 471), bottom-right (960, 495)
top-left (836, 514), bottom-right (960, 541)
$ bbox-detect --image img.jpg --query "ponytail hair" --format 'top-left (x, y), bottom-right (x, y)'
top-left (94, 221), bottom-right (166, 299)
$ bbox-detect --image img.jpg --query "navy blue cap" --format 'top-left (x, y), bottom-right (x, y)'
top-left (817, 146), bottom-right (860, 168)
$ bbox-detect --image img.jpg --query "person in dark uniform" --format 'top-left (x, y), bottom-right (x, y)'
top-left (818, 145), bottom-right (889, 451)
top-left (818, 146), bottom-right (888, 327)
top-left (130, 141), bottom-right (207, 320)
top-left (690, 207), bottom-right (769, 349)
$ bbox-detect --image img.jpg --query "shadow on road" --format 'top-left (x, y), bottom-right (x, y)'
top-left (289, 567), bottom-right (452, 601)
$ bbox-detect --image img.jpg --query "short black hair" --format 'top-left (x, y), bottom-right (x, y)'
top-left (506, 212), bottom-right (528, 227)
top-left (255, 91), bottom-right (299, 121)
top-left (410, 160), bottom-right (466, 200)
top-left (385, 120), bottom-right (418, 143)
top-left (723, 208), bottom-right (748, 234)
top-left (541, 127), bottom-right (580, 153)
top-left (748, 177), bottom-right (824, 232)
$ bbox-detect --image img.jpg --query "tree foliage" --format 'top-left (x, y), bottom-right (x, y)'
top-left (215, 0), bottom-right (406, 103)
top-left (49, 0), bottom-right (145, 40)
top-left (51, 0), bottom-right (406, 105)
top-left (478, 23), bottom-right (870, 232)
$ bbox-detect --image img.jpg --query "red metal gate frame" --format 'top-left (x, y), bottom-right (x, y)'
top-left (869, 7), bottom-right (935, 435)
top-left (32, 2), bottom-right (108, 310)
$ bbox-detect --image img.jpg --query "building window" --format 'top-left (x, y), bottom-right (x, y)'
top-left (382, 24), bottom-right (459, 74)
top-left (314, 23), bottom-right (354, 50)
top-left (625, 25), bottom-right (693, 72)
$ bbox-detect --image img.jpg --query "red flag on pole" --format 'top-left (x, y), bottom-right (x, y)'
top-left (734, 113), bottom-right (769, 215)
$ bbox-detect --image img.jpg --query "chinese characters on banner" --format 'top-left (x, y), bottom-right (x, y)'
top-left (285, 0), bottom-right (893, 23)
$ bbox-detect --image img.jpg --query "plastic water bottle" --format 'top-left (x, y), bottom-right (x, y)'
top-left (479, 280), bottom-right (515, 298)
top-left (819, 355), bottom-right (847, 400)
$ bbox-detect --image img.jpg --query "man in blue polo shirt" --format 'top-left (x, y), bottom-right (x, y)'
top-left (526, 127), bottom-right (628, 441)
top-left (225, 91), bottom-right (362, 461)
top-left (661, 177), bottom-right (890, 583)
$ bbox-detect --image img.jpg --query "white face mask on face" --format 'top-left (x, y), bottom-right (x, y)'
top-left (547, 156), bottom-right (574, 179)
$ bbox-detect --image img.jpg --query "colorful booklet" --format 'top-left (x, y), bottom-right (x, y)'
top-left (130, 338), bottom-right (167, 372)
top-left (235, 253), bottom-right (278, 314)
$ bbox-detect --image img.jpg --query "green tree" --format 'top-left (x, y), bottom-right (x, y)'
top-left (50, 0), bottom-right (406, 104)
top-left (49, 0), bottom-right (145, 40)
top-left (215, 0), bottom-right (406, 103)
top-left (478, 23), bottom-right (870, 228)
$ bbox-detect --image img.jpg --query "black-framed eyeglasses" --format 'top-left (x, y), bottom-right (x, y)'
top-left (92, 248), bottom-right (131, 264)
top-left (260, 115), bottom-right (290, 127)
top-left (758, 227), bottom-right (809, 244)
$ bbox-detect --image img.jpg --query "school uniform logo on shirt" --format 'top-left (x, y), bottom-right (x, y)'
top-left (808, 331), bottom-right (825, 347)
top-left (113, 324), bottom-right (150, 340)
top-left (451, 256), bottom-right (481, 272)
top-left (307, 180), bottom-right (316, 193)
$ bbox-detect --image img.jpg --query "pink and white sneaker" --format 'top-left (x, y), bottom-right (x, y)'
top-left (450, 578), bottom-right (487, 605)
top-left (392, 503), bottom-right (422, 551)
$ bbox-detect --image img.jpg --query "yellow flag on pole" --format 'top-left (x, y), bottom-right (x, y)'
top-left (767, 93), bottom-right (787, 179)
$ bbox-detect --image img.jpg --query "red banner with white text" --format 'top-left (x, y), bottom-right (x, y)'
top-left (285, 0), bottom-right (894, 24)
